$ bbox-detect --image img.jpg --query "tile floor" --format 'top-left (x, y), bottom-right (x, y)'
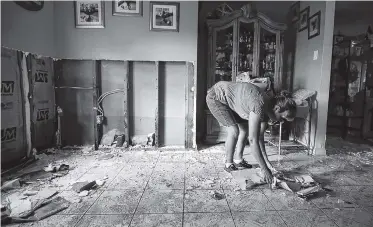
top-left (3, 137), bottom-right (373, 227)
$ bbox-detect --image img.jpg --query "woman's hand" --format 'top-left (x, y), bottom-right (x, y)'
top-left (262, 167), bottom-right (273, 184)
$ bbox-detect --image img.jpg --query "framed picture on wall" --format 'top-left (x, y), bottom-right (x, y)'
top-left (308, 11), bottom-right (321, 40)
top-left (290, 1), bottom-right (300, 23)
top-left (149, 2), bottom-right (180, 32)
top-left (74, 1), bottom-right (105, 28)
top-left (298, 6), bottom-right (309, 32)
top-left (112, 0), bottom-right (143, 16)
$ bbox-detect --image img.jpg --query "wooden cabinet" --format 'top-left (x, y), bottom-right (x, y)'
top-left (204, 4), bottom-right (287, 144)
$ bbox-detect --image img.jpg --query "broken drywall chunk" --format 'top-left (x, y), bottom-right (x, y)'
top-left (98, 154), bottom-right (114, 160)
top-left (100, 129), bottom-right (124, 146)
top-left (71, 181), bottom-right (96, 193)
top-left (1, 179), bottom-right (21, 192)
top-left (210, 191), bottom-right (225, 200)
top-left (78, 191), bottom-right (89, 197)
top-left (131, 135), bottom-right (149, 146)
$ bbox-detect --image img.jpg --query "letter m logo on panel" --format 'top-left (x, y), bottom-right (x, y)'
top-left (1, 81), bottom-right (15, 96)
top-left (37, 108), bottom-right (49, 121)
top-left (1, 127), bottom-right (17, 143)
top-left (34, 71), bottom-right (48, 83)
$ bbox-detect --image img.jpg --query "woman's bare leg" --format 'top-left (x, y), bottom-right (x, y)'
top-left (235, 123), bottom-right (248, 160)
top-left (225, 125), bottom-right (239, 164)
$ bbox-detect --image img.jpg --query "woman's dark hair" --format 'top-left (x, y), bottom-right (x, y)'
top-left (274, 91), bottom-right (297, 119)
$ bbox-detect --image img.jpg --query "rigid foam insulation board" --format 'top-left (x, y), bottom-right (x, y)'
top-left (55, 60), bottom-right (95, 146)
top-left (100, 60), bottom-right (125, 135)
top-left (1, 47), bottom-right (27, 166)
top-left (30, 54), bottom-right (56, 150)
top-left (158, 62), bottom-right (186, 146)
top-left (129, 62), bottom-right (157, 138)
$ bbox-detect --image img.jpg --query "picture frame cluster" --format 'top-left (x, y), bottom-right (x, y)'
top-left (74, 1), bottom-right (180, 32)
top-left (290, 1), bottom-right (321, 40)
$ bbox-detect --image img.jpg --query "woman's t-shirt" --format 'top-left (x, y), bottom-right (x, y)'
top-left (209, 81), bottom-right (269, 121)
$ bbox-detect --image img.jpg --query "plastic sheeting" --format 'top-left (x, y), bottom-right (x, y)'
top-left (1, 48), bottom-right (27, 166)
top-left (29, 54), bottom-right (56, 149)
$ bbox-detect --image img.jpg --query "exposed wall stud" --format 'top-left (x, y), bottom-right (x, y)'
top-left (155, 61), bottom-right (160, 147)
top-left (93, 61), bottom-right (100, 150)
top-left (185, 62), bottom-right (195, 149)
top-left (123, 61), bottom-right (130, 146)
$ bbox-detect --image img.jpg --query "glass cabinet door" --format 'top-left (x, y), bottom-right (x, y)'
top-left (214, 25), bottom-right (234, 84)
top-left (236, 20), bottom-right (255, 82)
top-left (259, 27), bottom-right (277, 81)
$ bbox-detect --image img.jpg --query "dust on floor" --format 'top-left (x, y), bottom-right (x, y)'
top-left (1, 136), bottom-right (373, 227)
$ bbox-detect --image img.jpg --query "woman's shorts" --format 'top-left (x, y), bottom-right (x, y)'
top-left (206, 88), bottom-right (246, 127)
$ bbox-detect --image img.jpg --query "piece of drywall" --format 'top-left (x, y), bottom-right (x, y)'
top-left (1, 1), bottom-right (55, 57)
top-left (158, 62), bottom-right (186, 146)
top-left (100, 60), bottom-right (126, 136)
top-left (55, 60), bottom-right (96, 146)
top-left (53, 1), bottom-right (198, 62)
top-left (292, 1), bottom-right (335, 155)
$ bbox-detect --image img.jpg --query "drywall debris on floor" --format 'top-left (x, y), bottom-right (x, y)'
top-left (1, 147), bottom-right (109, 225)
top-left (232, 169), bottom-right (324, 200)
top-left (131, 132), bottom-right (155, 146)
top-left (100, 129), bottom-right (125, 146)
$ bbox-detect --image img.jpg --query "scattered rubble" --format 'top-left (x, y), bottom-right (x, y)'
top-left (210, 191), bottom-right (225, 200)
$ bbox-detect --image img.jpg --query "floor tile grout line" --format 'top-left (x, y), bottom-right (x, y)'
top-left (127, 152), bottom-right (161, 227)
top-left (73, 164), bottom-right (127, 227)
top-left (259, 188), bottom-right (290, 227)
top-left (221, 184), bottom-right (237, 227)
top-left (318, 207), bottom-right (343, 227)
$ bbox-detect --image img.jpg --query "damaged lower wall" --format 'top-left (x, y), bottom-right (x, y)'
top-left (55, 60), bottom-right (96, 146)
top-left (129, 62), bottom-right (157, 141)
top-left (100, 61), bottom-right (126, 136)
top-left (159, 62), bottom-right (186, 146)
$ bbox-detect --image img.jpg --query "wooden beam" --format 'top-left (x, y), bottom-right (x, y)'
top-left (123, 61), bottom-right (130, 146)
top-left (185, 62), bottom-right (195, 149)
top-left (155, 61), bottom-right (160, 147)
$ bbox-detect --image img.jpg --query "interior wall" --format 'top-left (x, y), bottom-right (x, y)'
top-left (1, 1), bottom-right (55, 57)
top-left (292, 1), bottom-right (335, 155)
top-left (53, 1), bottom-right (198, 62)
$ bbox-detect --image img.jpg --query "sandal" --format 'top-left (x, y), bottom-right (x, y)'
top-left (235, 159), bottom-right (253, 169)
top-left (224, 164), bottom-right (238, 173)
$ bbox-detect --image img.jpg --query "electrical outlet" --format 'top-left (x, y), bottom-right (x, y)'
top-left (313, 50), bottom-right (318, 60)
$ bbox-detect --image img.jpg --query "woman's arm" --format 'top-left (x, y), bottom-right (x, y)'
top-left (248, 112), bottom-right (273, 183)
top-left (259, 122), bottom-right (275, 170)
